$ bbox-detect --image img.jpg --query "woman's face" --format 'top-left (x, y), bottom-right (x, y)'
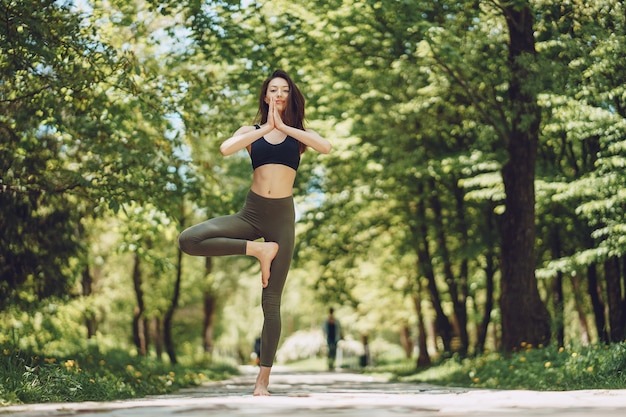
top-left (265, 77), bottom-right (290, 113)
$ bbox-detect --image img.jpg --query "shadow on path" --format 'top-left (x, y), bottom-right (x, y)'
top-left (3, 365), bottom-right (626, 416)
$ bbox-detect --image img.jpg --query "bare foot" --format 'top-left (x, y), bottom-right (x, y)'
top-left (253, 366), bottom-right (271, 396)
top-left (246, 241), bottom-right (279, 288)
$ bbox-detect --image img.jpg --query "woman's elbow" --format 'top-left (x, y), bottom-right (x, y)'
top-left (219, 143), bottom-right (231, 156)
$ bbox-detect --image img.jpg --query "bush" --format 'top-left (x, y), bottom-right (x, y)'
top-left (0, 344), bottom-right (237, 405)
top-left (398, 343), bottom-right (626, 390)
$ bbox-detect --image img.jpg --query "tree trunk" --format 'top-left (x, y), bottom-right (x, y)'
top-left (154, 316), bottom-right (163, 360)
top-left (143, 317), bottom-right (150, 355)
top-left (78, 220), bottom-right (97, 339)
top-left (82, 265), bottom-right (97, 339)
top-left (476, 202), bottom-right (498, 353)
top-left (453, 178), bottom-right (471, 354)
top-left (499, 2), bottom-right (551, 351)
top-left (604, 257), bottom-right (624, 342)
top-left (414, 185), bottom-right (453, 353)
top-left (202, 257), bottom-right (216, 353)
top-left (164, 245), bottom-right (183, 364)
top-left (203, 294), bottom-right (216, 353)
top-left (413, 289), bottom-right (431, 368)
top-left (551, 225), bottom-right (565, 346)
top-left (399, 324), bottom-right (413, 359)
top-left (587, 263), bottom-right (609, 343)
top-left (552, 271), bottom-right (564, 346)
top-left (131, 252), bottom-right (147, 356)
top-left (429, 178), bottom-right (468, 355)
top-left (477, 246), bottom-right (496, 354)
top-left (452, 178), bottom-right (470, 354)
top-left (569, 273), bottom-right (590, 346)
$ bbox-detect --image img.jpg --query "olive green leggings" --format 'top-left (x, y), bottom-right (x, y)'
top-left (178, 190), bottom-right (295, 367)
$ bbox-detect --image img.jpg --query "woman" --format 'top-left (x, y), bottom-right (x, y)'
top-left (178, 70), bottom-right (331, 396)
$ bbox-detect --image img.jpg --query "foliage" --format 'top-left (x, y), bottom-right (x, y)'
top-left (0, 0), bottom-right (190, 307)
top-left (398, 343), bottom-right (626, 391)
top-left (0, 343), bottom-right (237, 406)
top-left (1, 0), bottom-right (626, 383)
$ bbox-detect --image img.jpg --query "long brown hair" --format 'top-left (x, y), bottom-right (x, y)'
top-left (256, 69), bottom-right (307, 154)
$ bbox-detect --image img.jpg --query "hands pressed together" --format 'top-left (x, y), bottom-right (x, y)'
top-left (220, 93), bottom-right (331, 156)
top-left (265, 97), bottom-right (285, 132)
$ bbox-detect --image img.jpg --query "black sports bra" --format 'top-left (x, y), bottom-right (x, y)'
top-left (250, 125), bottom-right (300, 171)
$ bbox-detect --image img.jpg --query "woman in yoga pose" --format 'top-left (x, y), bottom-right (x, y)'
top-left (178, 69), bottom-right (331, 395)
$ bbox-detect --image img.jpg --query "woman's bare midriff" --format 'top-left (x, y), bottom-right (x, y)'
top-left (250, 164), bottom-right (297, 198)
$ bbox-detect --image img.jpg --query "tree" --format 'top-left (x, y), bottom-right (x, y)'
top-left (5, 0), bottom-right (626, 365)
top-left (498, 1), bottom-right (552, 350)
top-left (0, 0), bottom-right (131, 306)
top-left (533, 0), bottom-right (626, 344)
top-left (1, 1), bottom-right (194, 363)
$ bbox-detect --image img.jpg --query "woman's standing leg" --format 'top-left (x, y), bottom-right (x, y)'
top-left (250, 196), bottom-right (296, 396)
top-left (178, 192), bottom-right (294, 396)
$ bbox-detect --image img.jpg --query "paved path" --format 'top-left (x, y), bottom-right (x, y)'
top-left (3, 366), bottom-right (626, 416)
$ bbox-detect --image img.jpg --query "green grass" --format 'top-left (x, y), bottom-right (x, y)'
top-left (0, 344), bottom-right (238, 406)
top-left (389, 343), bottom-right (626, 390)
top-left (3, 343), bottom-right (625, 406)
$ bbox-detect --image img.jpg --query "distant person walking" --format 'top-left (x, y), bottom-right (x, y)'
top-left (322, 307), bottom-right (342, 370)
top-left (360, 334), bottom-right (370, 368)
top-left (178, 70), bottom-right (331, 395)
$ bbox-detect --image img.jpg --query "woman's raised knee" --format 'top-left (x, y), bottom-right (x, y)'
top-left (178, 229), bottom-right (193, 254)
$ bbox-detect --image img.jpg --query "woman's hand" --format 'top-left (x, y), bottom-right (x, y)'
top-left (271, 97), bottom-right (286, 131)
top-left (266, 98), bottom-right (275, 130)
